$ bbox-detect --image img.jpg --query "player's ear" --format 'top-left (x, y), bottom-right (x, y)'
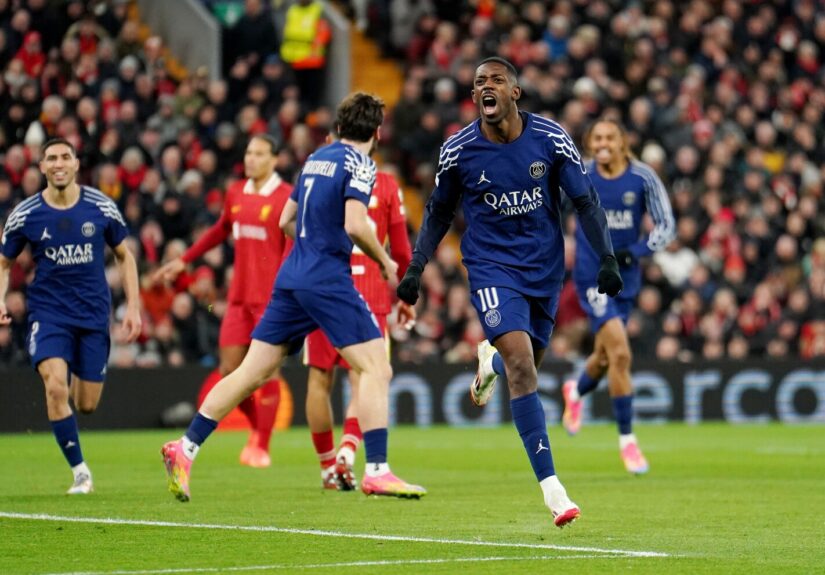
top-left (512, 83), bottom-right (521, 101)
top-left (471, 87), bottom-right (478, 103)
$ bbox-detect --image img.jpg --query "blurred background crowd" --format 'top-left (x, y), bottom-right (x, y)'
top-left (1, 0), bottom-right (825, 369)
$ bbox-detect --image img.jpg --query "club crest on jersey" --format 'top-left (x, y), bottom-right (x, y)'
top-left (485, 309), bottom-right (501, 328)
top-left (529, 161), bottom-right (547, 179)
top-left (622, 191), bottom-right (636, 206)
top-left (81, 222), bottom-right (95, 237)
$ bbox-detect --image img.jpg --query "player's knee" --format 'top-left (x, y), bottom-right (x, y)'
top-left (608, 345), bottom-right (632, 371)
top-left (44, 383), bottom-right (70, 407)
top-left (75, 400), bottom-right (98, 415)
top-left (370, 360), bottom-right (393, 384)
top-left (504, 355), bottom-right (537, 386)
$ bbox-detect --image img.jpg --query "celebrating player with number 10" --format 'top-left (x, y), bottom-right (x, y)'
top-left (396, 57), bottom-right (623, 527)
top-left (161, 93), bottom-right (425, 502)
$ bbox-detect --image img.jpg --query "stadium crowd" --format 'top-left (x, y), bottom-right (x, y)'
top-left (1, 0), bottom-right (824, 368)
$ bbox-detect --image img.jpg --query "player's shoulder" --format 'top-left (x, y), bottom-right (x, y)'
top-left (3, 193), bottom-right (44, 234)
top-left (628, 159), bottom-right (660, 180)
top-left (81, 186), bottom-right (127, 224)
top-left (527, 113), bottom-right (572, 141)
top-left (440, 121), bottom-right (478, 153)
top-left (226, 179), bottom-right (246, 196)
top-left (6, 193), bottom-right (44, 219)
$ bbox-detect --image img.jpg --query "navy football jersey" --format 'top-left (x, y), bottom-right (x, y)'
top-left (574, 159), bottom-right (675, 298)
top-left (1, 186), bottom-right (129, 330)
top-left (276, 141), bottom-right (377, 291)
top-left (421, 112), bottom-right (603, 297)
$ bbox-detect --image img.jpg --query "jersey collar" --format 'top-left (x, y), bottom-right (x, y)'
top-left (243, 172), bottom-right (282, 197)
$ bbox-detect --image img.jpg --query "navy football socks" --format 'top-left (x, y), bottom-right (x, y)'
top-left (51, 414), bottom-right (84, 467)
top-left (511, 392), bottom-right (555, 481)
top-left (612, 395), bottom-right (634, 435)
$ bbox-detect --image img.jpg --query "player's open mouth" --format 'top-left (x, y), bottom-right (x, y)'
top-left (481, 94), bottom-right (497, 115)
top-left (595, 148), bottom-right (612, 162)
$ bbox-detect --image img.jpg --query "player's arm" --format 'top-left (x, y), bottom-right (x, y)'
top-left (152, 195), bottom-right (232, 284)
top-left (620, 166), bottom-right (676, 266)
top-left (554, 133), bottom-right (622, 297)
top-left (0, 220), bottom-right (27, 325)
top-left (397, 146), bottom-right (462, 304)
top-left (345, 199), bottom-right (397, 282)
top-left (112, 241), bottom-right (142, 342)
top-left (0, 255), bottom-right (12, 325)
top-left (279, 197), bottom-right (299, 239)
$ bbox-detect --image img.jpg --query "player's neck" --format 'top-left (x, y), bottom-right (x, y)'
top-left (250, 173), bottom-right (273, 192)
top-left (340, 138), bottom-right (373, 156)
top-left (596, 157), bottom-right (629, 179)
top-left (43, 183), bottom-right (81, 209)
top-left (481, 110), bottom-right (523, 144)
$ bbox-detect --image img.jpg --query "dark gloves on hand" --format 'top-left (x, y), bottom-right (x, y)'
top-left (597, 255), bottom-right (624, 297)
top-left (397, 262), bottom-right (424, 305)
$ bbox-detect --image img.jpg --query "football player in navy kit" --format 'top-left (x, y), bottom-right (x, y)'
top-left (397, 57), bottom-right (623, 528)
top-left (0, 138), bottom-right (141, 494)
top-left (565, 118), bottom-right (675, 474)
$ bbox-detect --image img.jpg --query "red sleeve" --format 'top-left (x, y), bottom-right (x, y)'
top-left (387, 176), bottom-right (406, 226)
top-left (182, 193), bottom-right (232, 263)
top-left (388, 218), bottom-right (412, 281)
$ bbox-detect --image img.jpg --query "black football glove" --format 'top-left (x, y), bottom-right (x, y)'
top-left (597, 254), bottom-right (623, 297)
top-left (397, 261), bottom-right (424, 305)
top-left (614, 249), bottom-right (635, 267)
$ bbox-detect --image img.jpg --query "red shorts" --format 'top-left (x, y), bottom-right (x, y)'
top-left (303, 314), bottom-right (388, 371)
top-left (219, 301), bottom-right (268, 347)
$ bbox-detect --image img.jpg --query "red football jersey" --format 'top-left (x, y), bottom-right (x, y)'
top-left (351, 172), bottom-right (410, 315)
top-left (183, 173), bottom-right (293, 305)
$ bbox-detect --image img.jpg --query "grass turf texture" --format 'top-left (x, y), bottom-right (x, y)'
top-left (1, 424), bottom-right (823, 574)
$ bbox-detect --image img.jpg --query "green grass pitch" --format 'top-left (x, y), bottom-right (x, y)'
top-left (1, 423), bottom-right (823, 574)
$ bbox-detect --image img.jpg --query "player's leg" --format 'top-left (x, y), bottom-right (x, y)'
top-left (31, 321), bottom-right (95, 494)
top-left (338, 370), bottom-right (361, 464)
top-left (162, 339), bottom-right (288, 501)
top-left (562, 335), bottom-right (608, 436)
top-left (221, 345), bottom-right (256, 425)
top-left (338, 338), bottom-right (423, 497)
top-left (472, 287), bottom-right (579, 527)
top-left (337, 313), bottom-right (386, 472)
top-left (304, 328), bottom-right (350, 488)
top-left (562, 285), bottom-right (614, 435)
top-left (599, 317), bottom-right (648, 474)
top-left (331, 369), bottom-right (360, 491)
top-left (161, 290), bottom-right (312, 502)
top-left (301, 287), bottom-right (424, 498)
top-left (245, 303), bottom-right (283, 459)
top-left (306, 364), bottom-right (339, 488)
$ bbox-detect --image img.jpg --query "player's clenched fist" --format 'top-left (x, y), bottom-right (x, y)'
top-left (597, 255), bottom-right (623, 297)
top-left (396, 261), bottom-right (423, 305)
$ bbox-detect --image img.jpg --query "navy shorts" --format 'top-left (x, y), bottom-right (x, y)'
top-left (28, 320), bottom-right (110, 382)
top-left (470, 286), bottom-right (560, 349)
top-left (574, 282), bottom-right (634, 332)
top-left (251, 286), bottom-right (382, 354)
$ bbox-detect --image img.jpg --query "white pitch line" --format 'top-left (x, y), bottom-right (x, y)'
top-left (41, 555), bottom-right (615, 575)
top-left (0, 511), bottom-right (669, 558)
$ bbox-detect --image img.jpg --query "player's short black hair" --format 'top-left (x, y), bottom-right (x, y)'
top-left (250, 133), bottom-right (280, 155)
top-left (335, 92), bottom-right (385, 143)
top-left (41, 137), bottom-right (77, 158)
top-left (476, 57), bottom-right (518, 83)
